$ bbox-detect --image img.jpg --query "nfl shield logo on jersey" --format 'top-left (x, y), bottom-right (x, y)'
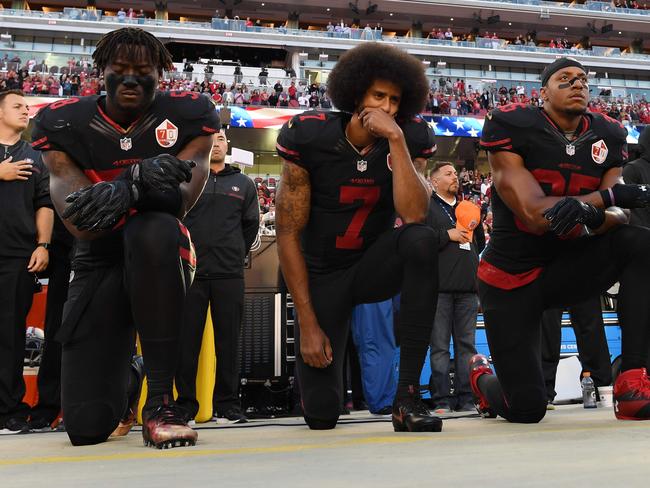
top-left (357, 159), bottom-right (368, 172)
top-left (155, 119), bottom-right (179, 148)
top-left (591, 140), bottom-right (608, 165)
top-left (120, 137), bottom-right (132, 151)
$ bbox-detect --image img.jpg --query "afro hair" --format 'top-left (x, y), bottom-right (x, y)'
top-left (327, 43), bottom-right (429, 120)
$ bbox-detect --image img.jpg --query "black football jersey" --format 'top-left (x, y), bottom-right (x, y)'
top-left (276, 111), bottom-right (435, 272)
top-left (32, 91), bottom-right (220, 268)
top-left (479, 104), bottom-right (628, 289)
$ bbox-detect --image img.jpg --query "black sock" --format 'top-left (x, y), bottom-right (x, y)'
top-left (140, 339), bottom-right (178, 407)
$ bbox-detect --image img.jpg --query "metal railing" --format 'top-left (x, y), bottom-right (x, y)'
top-left (0, 8), bottom-right (648, 63)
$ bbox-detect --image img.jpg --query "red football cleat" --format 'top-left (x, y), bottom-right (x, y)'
top-left (469, 354), bottom-right (497, 418)
top-left (142, 396), bottom-right (198, 449)
top-left (613, 368), bottom-right (650, 420)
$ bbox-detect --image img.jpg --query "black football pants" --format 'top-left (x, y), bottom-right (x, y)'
top-left (295, 223), bottom-right (437, 429)
top-left (31, 242), bottom-right (72, 423)
top-left (0, 258), bottom-right (36, 426)
top-left (541, 295), bottom-right (611, 402)
top-left (59, 212), bottom-right (195, 446)
top-left (478, 225), bottom-right (650, 423)
top-left (176, 277), bottom-right (244, 419)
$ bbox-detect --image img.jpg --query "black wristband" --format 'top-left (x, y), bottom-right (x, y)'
top-left (599, 188), bottom-right (614, 208)
top-left (37, 242), bottom-right (50, 250)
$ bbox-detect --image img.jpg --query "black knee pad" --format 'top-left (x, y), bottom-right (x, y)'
top-left (65, 401), bottom-right (118, 446)
top-left (304, 415), bottom-right (338, 430)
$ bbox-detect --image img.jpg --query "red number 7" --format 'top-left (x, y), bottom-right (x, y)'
top-left (335, 186), bottom-right (381, 250)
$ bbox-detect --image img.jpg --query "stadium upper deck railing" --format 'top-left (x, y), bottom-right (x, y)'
top-left (1, 8), bottom-right (649, 64)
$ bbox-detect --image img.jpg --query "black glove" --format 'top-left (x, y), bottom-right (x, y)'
top-left (62, 180), bottom-right (138, 231)
top-left (126, 154), bottom-right (195, 193)
top-left (543, 197), bottom-right (605, 236)
top-left (601, 183), bottom-right (650, 209)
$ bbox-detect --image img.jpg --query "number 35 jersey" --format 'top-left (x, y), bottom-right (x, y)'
top-left (276, 111), bottom-right (435, 273)
top-left (479, 104), bottom-right (628, 290)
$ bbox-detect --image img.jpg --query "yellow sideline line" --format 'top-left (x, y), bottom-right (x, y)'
top-left (0, 435), bottom-right (426, 467)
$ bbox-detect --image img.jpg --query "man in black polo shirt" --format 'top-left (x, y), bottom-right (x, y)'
top-left (176, 130), bottom-right (259, 423)
top-left (0, 89), bottom-right (53, 434)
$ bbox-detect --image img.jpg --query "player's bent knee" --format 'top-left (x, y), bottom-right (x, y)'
top-left (304, 415), bottom-right (339, 430)
top-left (65, 401), bottom-right (119, 446)
top-left (301, 386), bottom-right (341, 425)
top-left (507, 391), bottom-right (547, 424)
top-left (396, 224), bottom-right (437, 262)
top-left (123, 212), bottom-right (180, 263)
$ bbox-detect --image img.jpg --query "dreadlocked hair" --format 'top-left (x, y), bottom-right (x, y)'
top-left (327, 43), bottom-right (429, 120)
top-left (92, 27), bottom-right (173, 75)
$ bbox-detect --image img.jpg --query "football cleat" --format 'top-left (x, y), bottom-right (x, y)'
top-left (392, 386), bottom-right (443, 432)
top-left (613, 368), bottom-right (650, 420)
top-left (111, 355), bottom-right (145, 437)
top-left (469, 354), bottom-right (497, 418)
top-left (142, 395), bottom-right (198, 449)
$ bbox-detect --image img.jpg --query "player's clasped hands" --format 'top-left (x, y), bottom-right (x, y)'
top-left (544, 197), bottom-right (605, 235)
top-left (63, 180), bottom-right (137, 231)
top-left (129, 153), bottom-right (196, 193)
top-left (300, 324), bottom-right (334, 369)
top-left (357, 107), bottom-right (401, 139)
top-left (0, 156), bottom-right (33, 181)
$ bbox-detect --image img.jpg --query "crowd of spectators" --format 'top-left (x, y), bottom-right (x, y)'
top-left (1, 63), bottom-right (648, 124)
top-left (254, 176), bottom-right (278, 231)
top-left (456, 168), bottom-right (494, 240)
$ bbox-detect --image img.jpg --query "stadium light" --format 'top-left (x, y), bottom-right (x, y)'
top-left (0, 33), bottom-right (12, 42)
top-left (436, 61), bottom-right (447, 68)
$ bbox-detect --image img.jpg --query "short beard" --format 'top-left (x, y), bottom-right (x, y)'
top-left (562, 106), bottom-right (587, 116)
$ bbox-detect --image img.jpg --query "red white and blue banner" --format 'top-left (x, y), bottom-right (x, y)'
top-left (26, 97), bottom-right (644, 144)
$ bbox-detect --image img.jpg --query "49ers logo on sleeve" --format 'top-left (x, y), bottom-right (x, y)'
top-left (155, 119), bottom-right (178, 148)
top-left (591, 140), bottom-right (608, 165)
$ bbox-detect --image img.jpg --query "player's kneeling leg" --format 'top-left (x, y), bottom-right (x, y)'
top-left (66, 401), bottom-right (120, 446)
top-left (302, 385), bottom-right (341, 430)
top-left (391, 224), bottom-right (442, 432)
top-left (505, 388), bottom-right (547, 424)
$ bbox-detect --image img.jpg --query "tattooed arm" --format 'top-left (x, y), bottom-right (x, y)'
top-left (174, 134), bottom-right (213, 218)
top-left (42, 150), bottom-right (108, 240)
top-left (276, 160), bottom-right (332, 369)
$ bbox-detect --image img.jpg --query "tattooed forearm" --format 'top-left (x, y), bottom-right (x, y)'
top-left (276, 161), bottom-right (311, 236)
top-left (42, 150), bottom-right (107, 240)
top-left (43, 150), bottom-right (92, 218)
